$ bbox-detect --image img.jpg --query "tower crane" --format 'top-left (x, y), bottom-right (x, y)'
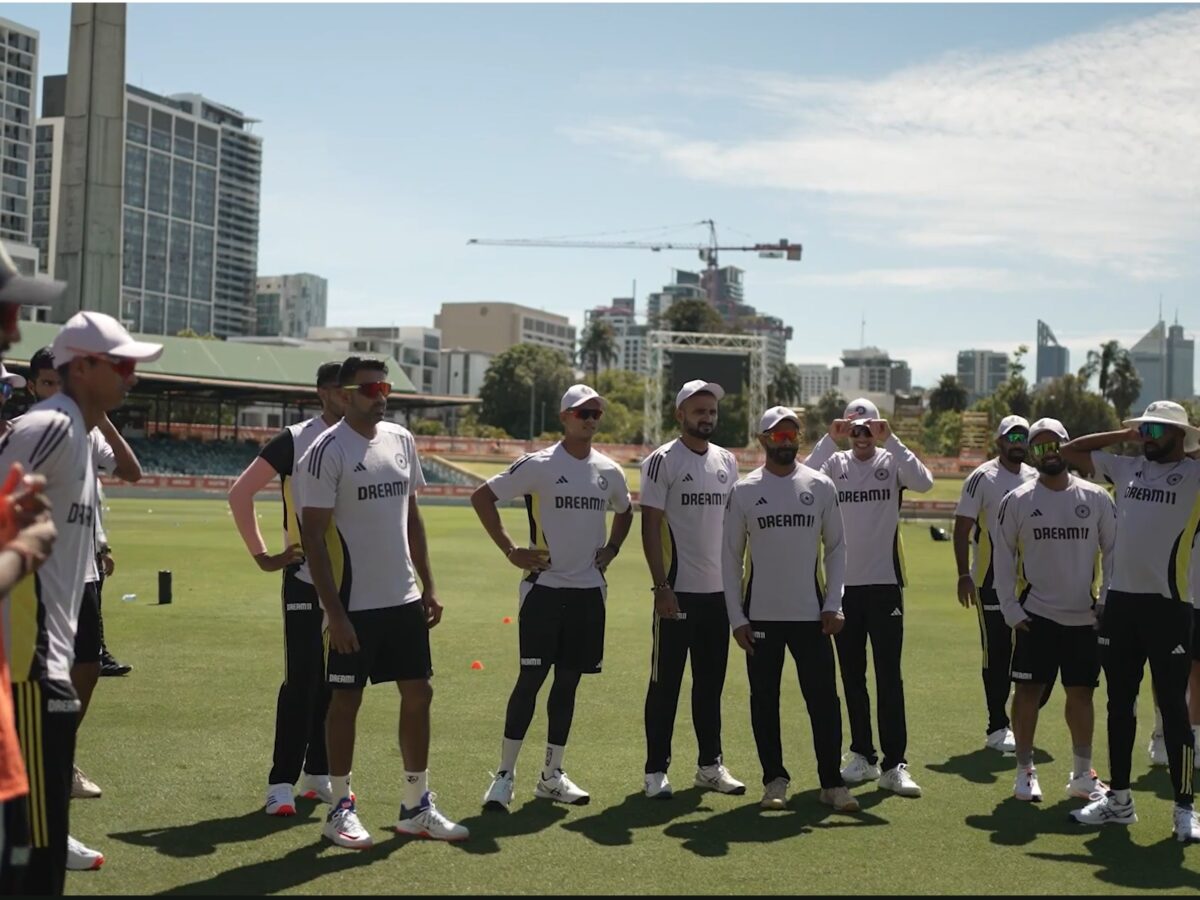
top-left (468, 219), bottom-right (802, 307)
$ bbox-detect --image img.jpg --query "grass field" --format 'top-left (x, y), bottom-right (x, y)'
top-left (64, 498), bottom-right (1200, 895)
top-left (448, 459), bottom-right (965, 503)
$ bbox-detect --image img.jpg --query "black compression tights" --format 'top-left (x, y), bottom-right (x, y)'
top-left (503, 667), bottom-right (583, 746)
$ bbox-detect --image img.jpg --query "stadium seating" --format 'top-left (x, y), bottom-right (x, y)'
top-left (128, 435), bottom-right (261, 477)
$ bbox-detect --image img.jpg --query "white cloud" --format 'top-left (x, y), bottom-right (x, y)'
top-left (570, 10), bottom-right (1200, 280)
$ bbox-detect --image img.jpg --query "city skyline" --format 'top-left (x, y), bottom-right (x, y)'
top-left (6, 3), bottom-right (1197, 389)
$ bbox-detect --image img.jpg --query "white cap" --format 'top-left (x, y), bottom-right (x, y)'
top-left (1028, 417), bottom-right (1068, 442)
top-left (50, 311), bottom-right (164, 367)
top-left (675, 379), bottom-right (725, 409)
top-left (996, 415), bottom-right (1031, 439)
top-left (758, 405), bottom-right (800, 432)
top-left (0, 362), bottom-right (25, 390)
top-left (559, 383), bottom-right (605, 412)
top-left (1122, 400), bottom-right (1200, 442)
top-left (843, 397), bottom-right (879, 426)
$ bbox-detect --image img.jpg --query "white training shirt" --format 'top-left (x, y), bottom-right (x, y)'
top-left (993, 475), bottom-right (1116, 627)
top-left (721, 464), bottom-right (846, 629)
top-left (804, 433), bottom-right (934, 586)
top-left (1090, 452), bottom-right (1200, 603)
top-left (84, 429), bottom-right (116, 584)
top-left (639, 439), bottom-right (738, 594)
top-left (258, 415), bottom-right (333, 584)
top-left (955, 457), bottom-right (1038, 588)
top-left (486, 443), bottom-right (632, 590)
top-left (294, 420), bottom-right (425, 612)
top-left (0, 393), bottom-right (97, 683)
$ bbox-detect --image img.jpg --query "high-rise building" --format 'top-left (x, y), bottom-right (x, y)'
top-left (34, 76), bottom-right (262, 337)
top-left (583, 296), bottom-right (647, 375)
top-left (1, 17), bottom-right (38, 245)
top-left (1130, 316), bottom-right (1195, 410)
top-left (956, 349), bottom-right (1009, 402)
top-left (795, 363), bottom-right (833, 404)
top-left (1036, 319), bottom-right (1069, 384)
top-left (434, 302), bottom-right (575, 360)
top-left (255, 273), bottom-right (327, 339)
top-left (834, 347), bottom-right (912, 395)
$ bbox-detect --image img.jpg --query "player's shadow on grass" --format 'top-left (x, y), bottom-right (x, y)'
top-left (449, 798), bottom-right (570, 855)
top-left (662, 789), bottom-right (888, 858)
top-left (561, 787), bottom-right (711, 847)
top-left (159, 831), bottom-right (415, 895)
top-left (926, 748), bottom-right (1053, 786)
top-left (1027, 825), bottom-right (1200, 892)
top-left (964, 795), bottom-right (1092, 847)
top-left (110, 805), bottom-right (320, 858)
top-left (1131, 765), bottom-right (1177, 802)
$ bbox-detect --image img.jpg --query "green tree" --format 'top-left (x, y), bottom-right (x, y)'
top-left (709, 391), bottom-right (749, 449)
top-left (804, 389), bottom-right (847, 445)
top-left (928, 374), bottom-right (968, 414)
top-left (411, 418), bottom-right (444, 436)
top-left (1031, 374), bottom-right (1120, 442)
top-left (595, 369), bottom-right (646, 412)
top-left (660, 299), bottom-right (726, 334)
top-left (974, 344), bottom-right (1031, 421)
top-left (1079, 340), bottom-right (1141, 419)
top-left (767, 363), bottom-right (803, 407)
top-left (478, 343), bottom-right (575, 439)
top-left (578, 320), bottom-right (618, 382)
top-left (921, 409), bottom-right (963, 456)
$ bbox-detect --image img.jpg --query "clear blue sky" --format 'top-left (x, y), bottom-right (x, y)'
top-left (10, 3), bottom-right (1198, 388)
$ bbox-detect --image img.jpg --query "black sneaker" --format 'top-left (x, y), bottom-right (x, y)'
top-left (99, 653), bottom-right (132, 677)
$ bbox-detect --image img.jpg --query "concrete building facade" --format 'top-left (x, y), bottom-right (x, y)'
top-left (434, 301), bottom-right (575, 360)
top-left (255, 273), bottom-right (327, 339)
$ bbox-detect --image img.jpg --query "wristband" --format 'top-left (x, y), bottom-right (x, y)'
top-left (652, 580), bottom-right (670, 592)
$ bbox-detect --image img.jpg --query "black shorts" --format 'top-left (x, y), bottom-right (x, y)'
top-left (326, 603), bottom-right (432, 689)
top-left (1011, 613), bottom-right (1099, 688)
top-left (1193, 608), bottom-right (1200, 662)
top-left (72, 581), bottom-right (102, 665)
top-left (518, 583), bottom-right (606, 674)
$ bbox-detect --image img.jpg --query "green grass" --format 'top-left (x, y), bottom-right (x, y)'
top-left (66, 498), bottom-right (1198, 895)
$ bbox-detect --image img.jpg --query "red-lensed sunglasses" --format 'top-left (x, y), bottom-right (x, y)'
top-left (765, 429), bottom-right (799, 444)
top-left (79, 354), bottom-right (137, 379)
top-left (347, 381), bottom-right (392, 399)
top-left (571, 408), bottom-right (603, 420)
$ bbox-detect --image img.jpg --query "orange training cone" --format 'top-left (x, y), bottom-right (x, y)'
top-left (471, 660), bottom-right (484, 670)
top-left (502, 616), bottom-right (512, 624)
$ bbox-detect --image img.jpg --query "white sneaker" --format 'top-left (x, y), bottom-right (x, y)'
top-left (840, 752), bottom-right (882, 785)
top-left (65, 835), bottom-right (104, 871)
top-left (1066, 769), bottom-right (1108, 800)
top-left (1070, 791), bottom-right (1137, 826)
top-left (1173, 805), bottom-right (1200, 843)
top-left (264, 782), bottom-right (296, 816)
top-left (985, 727), bottom-right (1017, 753)
top-left (535, 769), bottom-right (590, 806)
top-left (71, 765), bottom-right (101, 799)
top-left (1013, 766), bottom-right (1042, 802)
top-left (395, 792), bottom-right (470, 842)
top-left (482, 770), bottom-right (515, 811)
top-left (297, 773), bottom-right (334, 804)
top-left (818, 786), bottom-right (860, 812)
top-left (323, 798), bottom-right (373, 849)
top-left (879, 763), bottom-right (923, 797)
top-left (760, 777), bottom-right (789, 810)
top-left (644, 771), bottom-right (672, 799)
top-left (1149, 732), bottom-right (1169, 767)
top-left (694, 763), bottom-right (746, 795)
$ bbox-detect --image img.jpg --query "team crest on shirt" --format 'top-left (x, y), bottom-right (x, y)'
top-left (874, 468), bottom-right (890, 481)
top-left (717, 469), bottom-right (728, 483)
top-left (799, 492), bottom-right (815, 506)
top-left (395, 453), bottom-right (407, 468)
top-left (1167, 473), bottom-right (1184, 486)
top-left (1075, 504), bottom-right (1091, 519)
top-left (597, 474), bottom-right (608, 490)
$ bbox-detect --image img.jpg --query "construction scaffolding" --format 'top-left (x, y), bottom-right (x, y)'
top-left (644, 330), bottom-right (769, 448)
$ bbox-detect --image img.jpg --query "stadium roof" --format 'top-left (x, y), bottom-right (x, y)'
top-left (4, 322), bottom-right (478, 409)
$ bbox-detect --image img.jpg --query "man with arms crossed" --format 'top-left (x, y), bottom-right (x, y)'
top-left (1059, 400), bottom-right (1200, 842)
top-left (640, 380), bottom-right (744, 799)
top-left (475, 384), bottom-right (632, 810)
top-left (954, 415), bottom-right (1037, 754)
top-left (298, 357), bottom-right (466, 848)
top-left (723, 406), bottom-right (857, 813)
top-left (993, 418), bottom-right (1113, 803)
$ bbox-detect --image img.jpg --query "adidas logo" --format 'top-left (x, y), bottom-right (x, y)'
top-left (681, 473), bottom-right (694, 483)
top-left (354, 462), bottom-right (367, 473)
top-left (1030, 509), bottom-right (1043, 517)
top-left (1172, 644), bottom-right (1187, 655)
top-left (755, 497), bottom-right (769, 506)
top-left (556, 475), bottom-right (569, 484)
top-left (890, 608), bottom-right (903, 617)
top-left (838, 473), bottom-right (849, 480)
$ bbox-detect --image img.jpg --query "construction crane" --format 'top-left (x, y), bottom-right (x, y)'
top-left (468, 219), bottom-right (802, 307)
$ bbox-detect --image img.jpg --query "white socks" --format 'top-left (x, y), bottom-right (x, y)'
top-left (543, 743), bottom-right (565, 780)
top-left (499, 737), bottom-right (522, 775)
top-left (403, 770), bottom-right (428, 810)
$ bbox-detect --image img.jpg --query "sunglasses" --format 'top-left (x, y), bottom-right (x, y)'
top-left (849, 426), bottom-right (872, 438)
top-left (1029, 440), bottom-right (1061, 458)
top-left (764, 429), bottom-right (799, 444)
top-left (346, 381), bottom-right (392, 399)
top-left (1138, 422), bottom-right (1168, 440)
top-left (1002, 431), bottom-right (1029, 444)
top-left (82, 354), bottom-right (137, 379)
top-left (571, 407), bottom-right (603, 420)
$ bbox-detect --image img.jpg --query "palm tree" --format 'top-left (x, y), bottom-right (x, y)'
top-left (579, 320), bottom-right (617, 381)
top-left (768, 363), bottom-right (803, 407)
top-left (1079, 340), bottom-right (1141, 418)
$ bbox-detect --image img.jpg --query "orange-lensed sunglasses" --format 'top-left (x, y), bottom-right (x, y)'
top-left (346, 381), bottom-right (392, 399)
